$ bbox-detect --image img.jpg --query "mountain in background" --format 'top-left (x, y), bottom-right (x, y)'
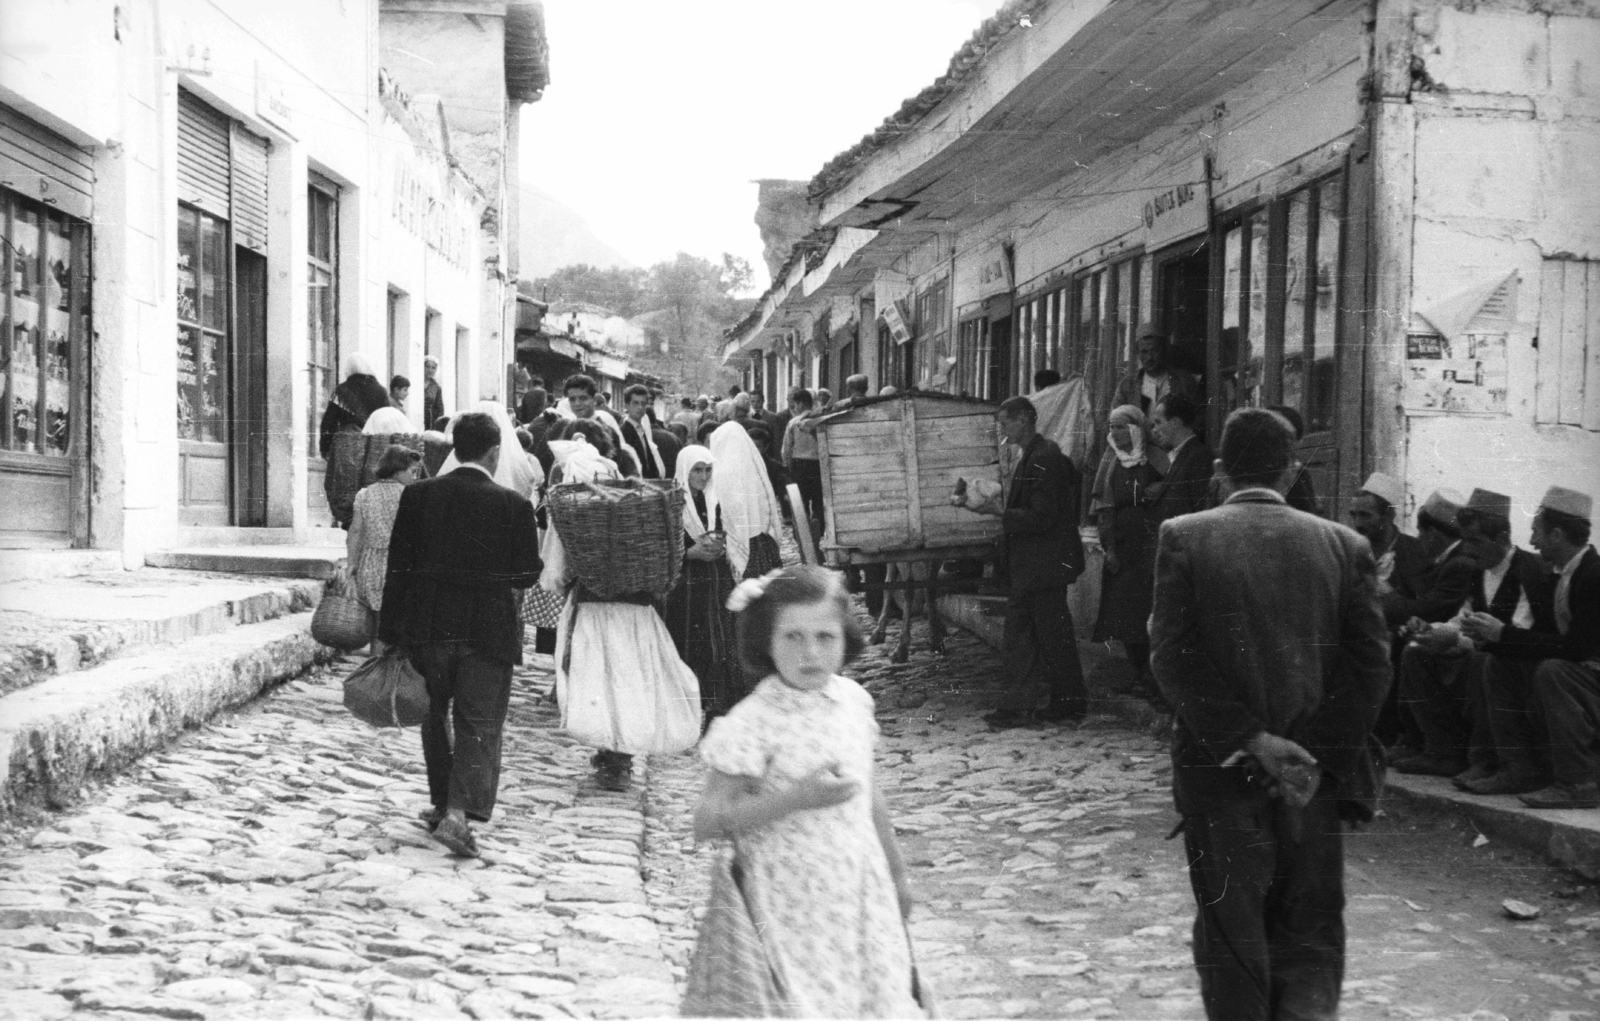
top-left (518, 184), bottom-right (635, 278)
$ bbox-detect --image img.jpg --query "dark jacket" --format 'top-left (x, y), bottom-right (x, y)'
top-left (1382, 542), bottom-right (1475, 627)
top-left (1110, 365), bottom-right (1199, 415)
top-left (1003, 434), bottom-right (1086, 594)
top-left (1151, 436), bottom-right (1214, 521)
top-left (1485, 546), bottom-right (1599, 664)
top-left (1385, 532), bottom-right (1437, 621)
top-left (379, 467), bottom-right (542, 665)
top-left (1471, 546), bottom-right (1557, 628)
top-left (620, 418), bottom-right (664, 479)
top-left (1286, 467), bottom-right (1322, 516)
top-left (318, 374), bottom-right (390, 459)
top-left (423, 378), bottom-right (444, 431)
top-left (1150, 489), bottom-right (1392, 819)
top-left (652, 427), bottom-right (682, 479)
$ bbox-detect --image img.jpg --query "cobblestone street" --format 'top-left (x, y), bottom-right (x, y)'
top-left (5, 608), bottom-right (1600, 1020)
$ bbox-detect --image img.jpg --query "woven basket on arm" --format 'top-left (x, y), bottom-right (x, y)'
top-left (547, 478), bottom-right (685, 600)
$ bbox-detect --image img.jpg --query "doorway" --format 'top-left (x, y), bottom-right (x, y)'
top-left (232, 249), bottom-right (268, 526)
top-left (987, 315), bottom-right (1012, 400)
top-left (1152, 238), bottom-right (1209, 386)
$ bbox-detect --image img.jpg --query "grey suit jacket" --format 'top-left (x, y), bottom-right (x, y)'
top-left (1149, 488), bottom-right (1392, 819)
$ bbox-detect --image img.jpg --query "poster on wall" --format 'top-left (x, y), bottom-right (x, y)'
top-left (1404, 272), bottom-right (1516, 416)
top-left (1404, 331), bottom-right (1508, 414)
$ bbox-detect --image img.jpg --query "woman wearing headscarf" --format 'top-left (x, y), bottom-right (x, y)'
top-left (1092, 404), bottom-right (1165, 694)
top-left (361, 406), bottom-right (418, 437)
top-left (707, 421), bottom-right (785, 579)
top-left (660, 446), bottom-right (746, 722)
top-left (542, 422), bottom-right (701, 790)
top-left (347, 444), bottom-right (423, 653)
top-left (440, 399), bottom-right (543, 500)
top-left (319, 352), bottom-right (391, 459)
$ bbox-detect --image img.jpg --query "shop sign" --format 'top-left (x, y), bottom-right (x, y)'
top-left (880, 299), bottom-right (911, 346)
top-left (1138, 159), bottom-right (1207, 248)
top-left (977, 249), bottom-right (1012, 299)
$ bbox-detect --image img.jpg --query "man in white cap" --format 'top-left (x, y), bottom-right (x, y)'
top-left (1348, 472), bottom-right (1432, 610)
top-left (1393, 489), bottom-right (1555, 779)
top-left (1464, 486), bottom-right (1600, 806)
top-left (1373, 487), bottom-right (1477, 751)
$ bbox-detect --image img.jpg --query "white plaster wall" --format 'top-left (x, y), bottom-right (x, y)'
top-left (1405, 3), bottom-right (1600, 544)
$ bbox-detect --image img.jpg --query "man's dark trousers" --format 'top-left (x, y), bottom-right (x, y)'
top-left (997, 585), bottom-right (1087, 714)
top-left (414, 643), bottom-right (513, 822)
top-left (790, 457), bottom-right (825, 528)
top-left (1184, 792), bottom-right (1345, 1021)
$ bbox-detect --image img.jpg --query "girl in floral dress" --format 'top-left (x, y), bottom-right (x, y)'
top-left (690, 565), bottom-right (920, 1018)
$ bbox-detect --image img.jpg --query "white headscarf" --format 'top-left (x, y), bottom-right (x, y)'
top-left (675, 445), bottom-right (717, 540)
top-left (343, 352), bottom-right (377, 378)
top-left (440, 400), bottom-right (543, 498)
top-left (1107, 404), bottom-right (1148, 469)
top-left (362, 406), bottom-right (417, 436)
top-left (708, 422), bottom-right (782, 577)
top-left (539, 435), bottom-right (622, 593)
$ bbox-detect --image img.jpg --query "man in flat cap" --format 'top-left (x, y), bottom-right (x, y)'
top-left (1374, 488), bottom-right (1477, 751)
top-left (1393, 489), bottom-right (1555, 779)
top-left (1463, 487), bottom-right (1600, 806)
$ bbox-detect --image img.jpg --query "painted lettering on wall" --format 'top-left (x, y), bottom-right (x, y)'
top-left (390, 161), bottom-right (471, 268)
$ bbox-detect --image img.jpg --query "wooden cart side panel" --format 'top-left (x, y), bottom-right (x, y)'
top-left (901, 399), bottom-right (923, 546)
top-left (818, 422), bottom-right (837, 548)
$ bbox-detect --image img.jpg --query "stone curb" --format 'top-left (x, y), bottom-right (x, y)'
top-left (145, 547), bottom-right (345, 580)
top-left (0, 578), bottom-right (324, 699)
top-left (0, 611), bottom-right (337, 817)
top-left (1385, 773), bottom-right (1600, 880)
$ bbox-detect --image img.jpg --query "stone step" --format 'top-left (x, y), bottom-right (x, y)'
top-left (0, 569), bottom-right (325, 699)
top-left (1386, 772), bottom-right (1600, 880)
top-left (0, 611), bottom-right (338, 817)
top-left (145, 545), bottom-right (346, 579)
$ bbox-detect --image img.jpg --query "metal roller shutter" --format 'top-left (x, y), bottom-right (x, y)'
top-left (0, 105), bottom-right (93, 220)
top-left (231, 125), bottom-right (269, 252)
top-left (177, 91), bottom-right (230, 218)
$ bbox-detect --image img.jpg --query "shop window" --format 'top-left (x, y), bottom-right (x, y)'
top-left (913, 278), bottom-right (949, 391)
top-left (307, 182), bottom-right (339, 458)
top-left (877, 320), bottom-right (901, 393)
top-left (4, 194), bottom-right (85, 456)
top-left (176, 204), bottom-right (229, 444)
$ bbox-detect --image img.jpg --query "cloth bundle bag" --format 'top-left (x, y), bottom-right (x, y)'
top-left (310, 568), bottom-right (374, 651)
top-left (680, 845), bottom-right (793, 1018)
top-left (342, 648), bottom-right (429, 728)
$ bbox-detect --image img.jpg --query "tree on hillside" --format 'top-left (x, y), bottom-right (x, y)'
top-left (529, 253), bottom-right (755, 396)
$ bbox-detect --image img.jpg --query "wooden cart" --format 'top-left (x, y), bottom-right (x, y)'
top-left (813, 393), bottom-right (1003, 661)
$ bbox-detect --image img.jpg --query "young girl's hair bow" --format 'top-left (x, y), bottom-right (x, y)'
top-left (725, 568), bottom-right (784, 612)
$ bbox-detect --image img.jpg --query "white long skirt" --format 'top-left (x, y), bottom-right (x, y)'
top-left (555, 597), bottom-right (703, 755)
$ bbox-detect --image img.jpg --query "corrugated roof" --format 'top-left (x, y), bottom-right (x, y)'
top-left (807, 0), bottom-right (1047, 202)
top-left (505, 0), bottom-right (550, 102)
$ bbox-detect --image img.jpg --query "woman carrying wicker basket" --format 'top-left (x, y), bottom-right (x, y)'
top-left (541, 421), bottom-right (702, 791)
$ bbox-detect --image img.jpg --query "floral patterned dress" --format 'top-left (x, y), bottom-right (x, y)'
top-left (346, 479), bottom-right (405, 613)
top-left (699, 674), bottom-right (918, 1019)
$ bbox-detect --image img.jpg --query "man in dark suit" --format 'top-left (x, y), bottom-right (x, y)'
top-left (619, 385), bottom-right (666, 479)
top-left (1463, 487), bottom-right (1599, 806)
top-left (1393, 489), bottom-right (1555, 779)
top-left (1150, 408), bottom-right (1390, 1021)
top-left (959, 396), bottom-right (1088, 727)
top-left (1348, 473), bottom-right (1435, 617)
top-left (1147, 391), bottom-right (1212, 520)
top-left (381, 412), bottom-right (542, 858)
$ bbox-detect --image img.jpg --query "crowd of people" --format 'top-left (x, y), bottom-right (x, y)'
top-left (317, 344), bottom-right (1598, 1019)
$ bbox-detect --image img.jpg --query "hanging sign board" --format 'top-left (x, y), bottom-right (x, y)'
top-left (880, 299), bottom-right (912, 346)
top-left (977, 248), bottom-right (1012, 299)
top-left (1138, 155), bottom-right (1208, 249)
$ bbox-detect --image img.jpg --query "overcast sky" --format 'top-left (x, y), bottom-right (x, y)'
top-left (520, 0), bottom-right (1005, 291)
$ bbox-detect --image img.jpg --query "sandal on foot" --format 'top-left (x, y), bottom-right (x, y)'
top-left (417, 807), bottom-right (445, 832)
top-left (432, 816), bottom-right (480, 858)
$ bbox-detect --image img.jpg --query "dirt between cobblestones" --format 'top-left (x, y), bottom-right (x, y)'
top-left (4, 606), bottom-right (1600, 1020)
top-left (643, 607), bottom-right (1600, 1021)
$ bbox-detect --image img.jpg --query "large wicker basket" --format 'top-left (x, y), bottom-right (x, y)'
top-left (325, 431), bottom-right (427, 527)
top-left (548, 478), bottom-right (685, 600)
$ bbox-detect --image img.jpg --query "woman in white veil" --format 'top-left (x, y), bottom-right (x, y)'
top-left (361, 406), bottom-right (418, 436)
top-left (707, 421), bottom-right (785, 578)
top-left (440, 400), bottom-right (542, 499)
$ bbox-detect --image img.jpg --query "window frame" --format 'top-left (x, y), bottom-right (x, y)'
top-left (307, 179), bottom-right (340, 461)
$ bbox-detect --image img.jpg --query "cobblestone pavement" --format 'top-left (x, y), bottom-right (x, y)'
top-left (646, 609), bottom-right (1600, 1021)
top-left (6, 611), bottom-right (1600, 1020)
top-left (1, 653), bottom-right (677, 1020)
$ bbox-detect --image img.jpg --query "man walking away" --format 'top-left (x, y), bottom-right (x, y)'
top-left (381, 412), bottom-right (542, 858)
top-left (1150, 408), bottom-right (1390, 1021)
top-left (958, 396), bottom-right (1089, 727)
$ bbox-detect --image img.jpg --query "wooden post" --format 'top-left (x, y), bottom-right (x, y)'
top-left (900, 399), bottom-right (923, 546)
top-left (1367, 0), bottom-right (1416, 496)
